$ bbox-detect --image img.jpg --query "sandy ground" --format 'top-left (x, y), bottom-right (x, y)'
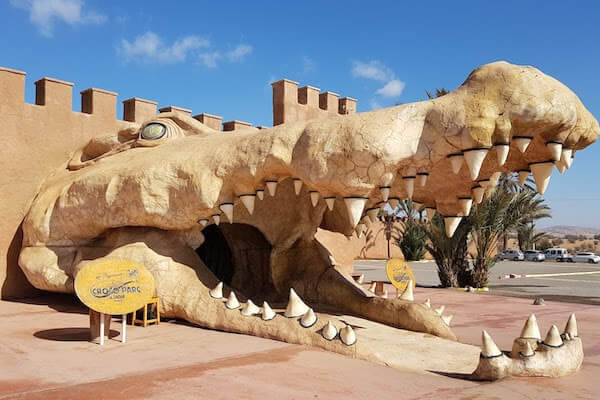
top-left (1, 287), bottom-right (599, 400)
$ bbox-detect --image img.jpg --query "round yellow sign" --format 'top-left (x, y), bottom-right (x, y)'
top-left (386, 258), bottom-right (415, 291)
top-left (75, 259), bottom-right (155, 315)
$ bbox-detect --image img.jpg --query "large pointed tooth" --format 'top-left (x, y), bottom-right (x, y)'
top-left (340, 324), bottom-right (357, 346)
top-left (322, 321), bottom-right (338, 340)
top-left (310, 191), bottom-right (320, 207)
top-left (366, 208), bottom-right (379, 223)
top-left (513, 136), bottom-right (532, 153)
top-left (458, 197), bottom-right (473, 216)
top-left (477, 178), bottom-right (491, 189)
top-left (434, 305), bottom-right (445, 315)
top-left (324, 197), bottom-right (335, 211)
top-left (402, 169), bottom-right (416, 199)
top-left (472, 185), bottom-right (485, 204)
top-left (219, 202), bottom-right (234, 223)
top-left (448, 153), bottom-right (464, 174)
top-left (379, 186), bottom-right (391, 202)
top-left (517, 170), bottom-right (530, 186)
top-left (212, 214), bottom-right (221, 226)
top-left (423, 298), bottom-right (431, 308)
top-left (261, 301), bottom-right (276, 321)
top-left (481, 330), bottom-right (502, 357)
top-left (444, 216), bottom-right (462, 237)
top-left (555, 158), bottom-right (567, 174)
top-left (543, 324), bottom-right (564, 347)
top-left (562, 148), bottom-right (573, 168)
top-left (425, 207), bottom-right (436, 219)
top-left (266, 180), bottom-right (278, 196)
top-left (494, 143), bottom-right (510, 166)
top-left (520, 314), bottom-right (542, 339)
top-left (209, 282), bottom-right (223, 299)
top-left (388, 197), bottom-right (400, 209)
top-left (520, 341), bottom-right (535, 357)
top-left (241, 299), bottom-right (261, 316)
top-left (256, 189), bottom-right (265, 200)
top-left (293, 179), bottom-right (303, 195)
top-left (416, 172), bottom-right (429, 187)
top-left (197, 218), bottom-right (209, 227)
top-left (239, 194), bottom-right (256, 215)
top-left (284, 288), bottom-right (310, 318)
top-left (381, 289), bottom-right (388, 299)
top-left (442, 314), bottom-right (453, 326)
top-left (489, 172), bottom-right (501, 187)
top-left (399, 280), bottom-right (414, 301)
top-left (368, 282), bottom-right (376, 294)
top-left (355, 274), bottom-right (364, 284)
top-left (344, 197), bottom-right (368, 228)
top-left (463, 148), bottom-right (489, 180)
top-left (529, 161), bottom-right (554, 194)
top-left (546, 141), bottom-right (563, 161)
top-left (355, 223), bottom-right (366, 238)
top-left (225, 291), bottom-right (240, 309)
top-left (300, 308), bottom-right (317, 328)
top-left (564, 313), bottom-right (577, 338)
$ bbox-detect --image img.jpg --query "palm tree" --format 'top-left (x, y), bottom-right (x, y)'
top-left (395, 200), bottom-right (427, 261)
top-left (517, 223), bottom-right (550, 251)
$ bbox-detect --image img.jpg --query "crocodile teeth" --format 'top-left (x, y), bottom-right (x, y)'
top-left (403, 176), bottom-right (415, 199)
top-left (416, 172), bottom-right (429, 187)
top-left (380, 186), bottom-right (390, 202)
top-left (546, 141), bottom-right (563, 161)
top-left (388, 197), bottom-right (400, 209)
top-left (310, 191), bottom-right (320, 207)
top-left (300, 308), bottom-right (317, 328)
top-left (441, 314), bottom-right (453, 326)
top-left (423, 298), bottom-right (431, 308)
top-left (481, 330), bottom-right (502, 357)
top-left (425, 207), bottom-right (436, 219)
top-left (444, 216), bottom-right (462, 237)
top-left (517, 170), bottom-right (530, 186)
top-left (513, 136), bottom-right (532, 153)
top-left (520, 314), bottom-right (541, 340)
top-left (494, 143), bottom-right (510, 166)
top-left (241, 299), bottom-right (261, 316)
top-left (197, 218), bottom-right (209, 227)
top-left (261, 301), bottom-right (276, 321)
top-left (284, 288), bottom-right (310, 318)
top-left (209, 282), bottom-right (223, 299)
top-left (266, 180), bottom-right (278, 196)
top-left (219, 203), bottom-right (234, 223)
top-left (398, 280), bottom-right (414, 301)
top-left (564, 313), bottom-right (578, 338)
top-left (344, 197), bottom-right (368, 228)
top-left (256, 189), bottom-right (264, 200)
top-left (293, 178), bottom-right (303, 195)
top-left (367, 282), bottom-right (376, 294)
top-left (239, 194), bottom-right (255, 215)
top-left (448, 153), bottom-right (464, 174)
top-left (322, 321), bottom-right (338, 340)
top-left (562, 148), bottom-right (573, 168)
top-left (325, 197), bottom-right (335, 211)
top-left (472, 186), bottom-right (485, 204)
top-left (463, 148), bottom-right (489, 180)
top-left (212, 214), bottom-right (221, 226)
top-left (381, 290), bottom-right (388, 299)
top-left (340, 325), bottom-right (357, 346)
top-left (434, 305), bottom-right (445, 316)
top-left (530, 162), bottom-right (554, 195)
top-left (458, 197), bottom-right (473, 216)
top-left (225, 291), bottom-right (240, 309)
top-left (520, 341), bottom-right (535, 357)
top-left (555, 159), bottom-right (567, 174)
top-left (543, 324), bottom-right (563, 347)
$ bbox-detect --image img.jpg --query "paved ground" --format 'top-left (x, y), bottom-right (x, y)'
top-left (1, 288), bottom-right (599, 399)
top-left (354, 259), bottom-right (600, 304)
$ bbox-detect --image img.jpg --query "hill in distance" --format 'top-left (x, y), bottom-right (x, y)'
top-left (540, 225), bottom-right (600, 238)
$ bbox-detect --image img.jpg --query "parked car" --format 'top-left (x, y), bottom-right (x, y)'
top-left (524, 250), bottom-right (545, 262)
top-left (498, 249), bottom-right (524, 261)
top-left (571, 252), bottom-right (600, 264)
top-left (544, 248), bottom-right (570, 262)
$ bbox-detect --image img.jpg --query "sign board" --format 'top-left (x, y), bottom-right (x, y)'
top-left (75, 259), bottom-right (155, 315)
top-left (385, 258), bottom-right (415, 291)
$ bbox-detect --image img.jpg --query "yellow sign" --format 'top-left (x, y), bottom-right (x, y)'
top-left (386, 258), bottom-right (415, 291)
top-left (75, 259), bottom-right (155, 315)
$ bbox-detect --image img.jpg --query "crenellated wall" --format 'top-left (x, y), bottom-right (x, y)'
top-left (271, 79), bottom-right (357, 126)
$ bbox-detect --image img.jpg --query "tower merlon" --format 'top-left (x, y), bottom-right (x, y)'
top-left (339, 97), bottom-right (357, 115)
top-left (81, 88), bottom-right (118, 119)
top-left (298, 85), bottom-right (320, 107)
top-left (319, 91), bottom-right (339, 112)
top-left (35, 76), bottom-right (74, 110)
top-left (122, 97), bottom-right (158, 123)
top-left (158, 105), bottom-right (192, 116)
top-left (223, 120), bottom-right (254, 132)
top-left (193, 113), bottom-right (223, 131)
top-left (0, 67), bottom-right (26, 107)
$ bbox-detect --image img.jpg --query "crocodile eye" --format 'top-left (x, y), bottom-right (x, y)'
top-left (140, 123), bottom-right (166, 140)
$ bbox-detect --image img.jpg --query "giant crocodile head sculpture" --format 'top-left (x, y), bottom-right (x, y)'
top-left (19, 61), bottom-right (598, 380)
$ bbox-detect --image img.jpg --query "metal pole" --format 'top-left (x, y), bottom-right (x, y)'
top-left (121, 314), bottom-right (127, 343)
top-left (99, 312), bottom-right (105, 346)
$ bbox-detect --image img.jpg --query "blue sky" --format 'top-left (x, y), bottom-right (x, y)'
top-left (2, 1), bottom-right (599, 228)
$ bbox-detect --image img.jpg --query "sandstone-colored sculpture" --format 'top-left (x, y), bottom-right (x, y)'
top-left (17, 62), bottom-right (599, 376)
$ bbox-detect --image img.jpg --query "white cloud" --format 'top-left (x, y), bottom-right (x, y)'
top-left (352, 59), bottom-right (405, 100)
top-left (352, 60), bottom-right (394, 82)
top-left (118, 32), bottom-right (210, 64)
top-left (369, 99), bottom-right (382, 110)
top-left (227, 44), bottom-right (253, 62)
top-left (376, 79), bottom-right (406, 98)
top-left (10, 0), bottom-right (106, 37)
top-left (198, 52), bottom-right (222, 68)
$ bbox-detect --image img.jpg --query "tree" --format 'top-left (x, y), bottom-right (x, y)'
top-left (395, 200), bottom-right (427, 261)
top-left (425, 88), bottom-right (449, 99)
top-left (517, 224), bottom-right (550, 250)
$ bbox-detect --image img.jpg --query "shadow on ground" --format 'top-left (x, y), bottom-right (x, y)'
top-left (34, 328), bottom-right (120, 341)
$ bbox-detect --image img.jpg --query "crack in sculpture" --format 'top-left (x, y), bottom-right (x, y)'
top-left (18, 61), bottom-right (598, 378)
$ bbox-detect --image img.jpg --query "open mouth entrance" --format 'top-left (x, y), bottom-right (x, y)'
top-left (195, 223), bottom-right (276, 302)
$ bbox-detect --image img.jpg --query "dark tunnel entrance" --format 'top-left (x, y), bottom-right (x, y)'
top-left (195, 223), bottom-right (276, 302)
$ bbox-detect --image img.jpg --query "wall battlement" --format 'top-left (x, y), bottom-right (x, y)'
top-left (271, 78), bottom-right (357, 126)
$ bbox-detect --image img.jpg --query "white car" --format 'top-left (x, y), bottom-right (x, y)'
top-left (570, 252), bottom-right (600, 264)
top-left (544, 248), bottom-right (570, 262)
top-left (498, 249), bottom-right (524, 261)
